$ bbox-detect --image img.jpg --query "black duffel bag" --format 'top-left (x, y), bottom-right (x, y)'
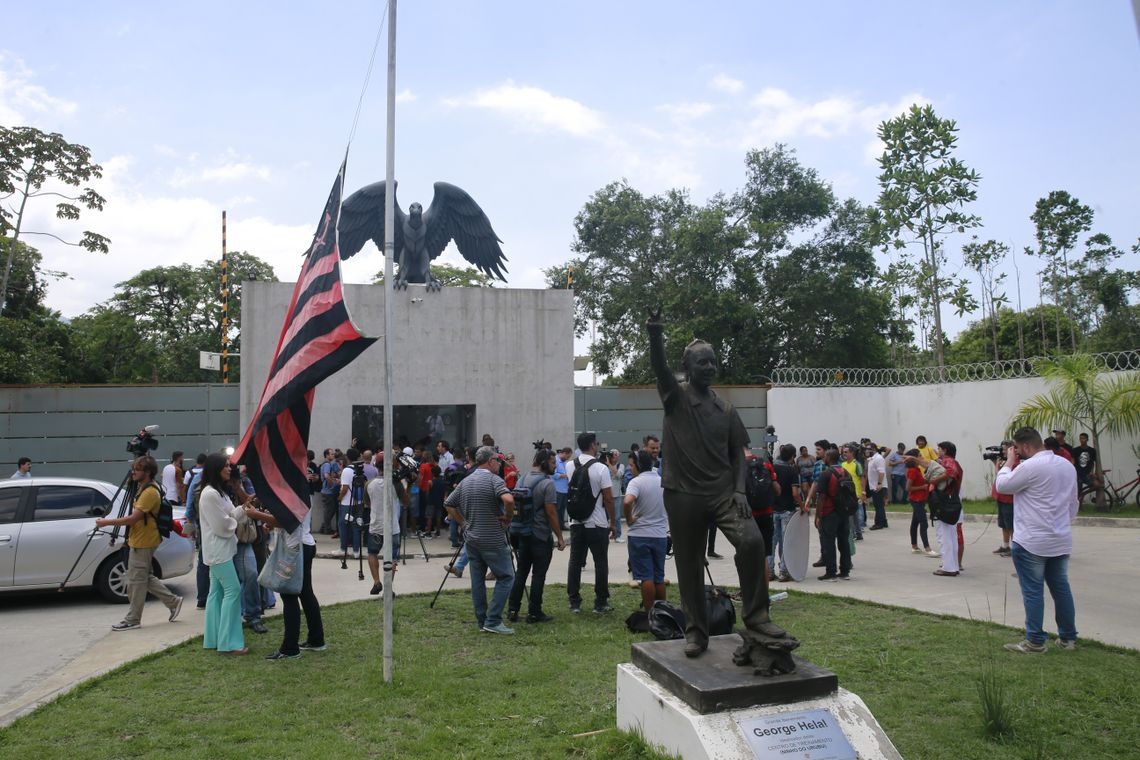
top-left (705, 584), bottom-right (737, 635)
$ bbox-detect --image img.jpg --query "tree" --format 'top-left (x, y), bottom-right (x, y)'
top-left (69, 251), bottom-right (276, 382)
top-left (874, 104), bottom-right (982, 369)
top-left (0, 126), bottom-right (110, 315)
top-left (946, 306), bottom-right (1079, 366)
top-left (962, 237), bottom-right (1010, 361)
top-left (371, 262), bottom-right (494, 288)
top-left (1027, 190), bottom-right (1093, 352)
top-left (547, 146), bottom-right (891, 383)
top-left (0, 238), bottom-right (79, 383)
top-left (1008, 354), bottom-right (1140, 511)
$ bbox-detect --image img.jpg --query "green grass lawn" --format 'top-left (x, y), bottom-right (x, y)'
top-left (2, 589), bottom-right (1137, 759)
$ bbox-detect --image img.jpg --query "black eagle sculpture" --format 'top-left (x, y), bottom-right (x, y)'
top-left (338, 181), bottom-right (508, 291)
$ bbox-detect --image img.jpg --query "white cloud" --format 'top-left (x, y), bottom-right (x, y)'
top-left (395, 88), bottom-right (416, 103)
top-left (0, 53), bottom-right (78, 125)
top-left (710, 73), bottom-right (744, 95)
top-left (445, 81), bottom-right (604, 137)
top-left (742, 87), bottom-right (926, 152)
top-left (169, 160), bottom-right (272, 187)
top-left (657, 101), bottom-right (714, 122)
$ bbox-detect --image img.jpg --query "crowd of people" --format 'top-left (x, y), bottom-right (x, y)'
top-left (75, 417), bottom-right (1081, 656)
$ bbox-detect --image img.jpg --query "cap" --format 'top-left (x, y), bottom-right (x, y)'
top-left (402, 447), bottom-right (414, 455)
top-left (1052, 429), bottom-right (1065, 435)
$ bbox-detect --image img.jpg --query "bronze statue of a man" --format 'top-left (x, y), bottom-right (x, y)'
top-left (647, 309), bottom-right (798, 674)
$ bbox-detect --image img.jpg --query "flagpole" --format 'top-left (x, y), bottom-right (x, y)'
top-left (382, 0), bottom-right (398, 684)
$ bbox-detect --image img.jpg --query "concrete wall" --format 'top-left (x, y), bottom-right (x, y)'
top-left (240, 283), bottom-right (575, 459)
top-left (768, 376), bottom-right (1136, 500)
top-left (0, 384), bottom-right (240, 483)
top-left (574, 385), bottom-right (768, 454)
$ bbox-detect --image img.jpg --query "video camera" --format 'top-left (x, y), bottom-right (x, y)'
top-left (393, 451), bottom-right (418, 482)
top-left (982, 442), bottom-right (1009, 462)
top-left (127, 425), bottom-right (160, 457)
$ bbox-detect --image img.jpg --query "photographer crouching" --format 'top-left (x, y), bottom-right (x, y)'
top-left (995, 426), bottom-right (1079, 654)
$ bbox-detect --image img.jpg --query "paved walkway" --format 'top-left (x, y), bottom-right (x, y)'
top-left (2, 514), bottom-right (1137, 726)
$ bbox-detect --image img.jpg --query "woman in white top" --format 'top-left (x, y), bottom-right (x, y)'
top-left (199, 453), bottom-right (249, 655)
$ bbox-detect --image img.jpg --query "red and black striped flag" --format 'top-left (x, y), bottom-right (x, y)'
top-left (233, 160), bottom-right (376, 532)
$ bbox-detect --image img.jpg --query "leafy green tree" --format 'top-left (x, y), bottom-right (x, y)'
top-left (0, 239), bottom-right (77, 383)
top-left (70, 251), bottom-right (276, 382)
top-left (946, 306), bottom-right (1079, 366)
top-left (0, 126), bottom-right (110, 315)
top-left (1009, 354), bottom-right (1140, 510)
top-left (548, 146), bottom-right (891, 382)
top-left (372, 262), bottom-right (494, 287)
top-left (1027, 190), bottom-right (1093, 352)
top-left (874, 104), bottom-right (982, 368)
top-left (962, 237), bottom-right (1010, 361)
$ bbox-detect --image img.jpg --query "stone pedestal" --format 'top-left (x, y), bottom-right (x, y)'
top-left (617, 635), bottom-right (901, 759)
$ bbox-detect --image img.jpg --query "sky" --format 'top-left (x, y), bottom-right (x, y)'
top-left (2, 1), bottom-right (1138, 374)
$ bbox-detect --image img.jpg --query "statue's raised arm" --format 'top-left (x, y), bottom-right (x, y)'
top-left (646, 307), bottom-right (677, 398)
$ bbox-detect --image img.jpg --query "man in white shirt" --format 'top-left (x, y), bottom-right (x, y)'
top-left (339, 448), bottom-right (363, 558)
top-left (436, 440), bottom-right (454, 472)
top-left (623, 450), bottom-right (668, 614)
top-left (995, 426), bottom-right (1079, 654)
top-left (565, 432), bottom-right (615, 614)
top-left (162, 451), bottom-right (184, 505)
top-left (865, 445), bottom-right (889, 529)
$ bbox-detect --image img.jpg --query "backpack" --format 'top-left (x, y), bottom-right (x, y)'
top-left (829, 466), bottom-right (859, 518)
top-left (566, 457), bottom-right (601, 522)
top-left (705, 584), bottom-right (737, 635)
top-left (509, 473), bottom-right (546, 536)
top-left (142, 482), bottom-right (175, 538)
top-left (745, 460), bottom-right (774, 513)
top-left (648, 600), bottom-right (687, 641)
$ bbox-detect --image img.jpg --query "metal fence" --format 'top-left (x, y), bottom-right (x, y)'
top-left (770, 350), bottom-right (1140, 388)
top-left (1, 384), bottom-right (241, 484)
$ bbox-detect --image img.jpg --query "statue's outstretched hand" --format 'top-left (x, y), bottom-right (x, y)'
top-left (646, 306), bottom-right (664, 333)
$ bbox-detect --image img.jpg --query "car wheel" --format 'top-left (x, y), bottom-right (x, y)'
top-left (95, 554), bottom-right (130, 603)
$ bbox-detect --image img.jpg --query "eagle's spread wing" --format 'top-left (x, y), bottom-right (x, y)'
top-left (338, 181), bottom-right (405, 263)
top-left (422, 182), bottom-right (508, 281)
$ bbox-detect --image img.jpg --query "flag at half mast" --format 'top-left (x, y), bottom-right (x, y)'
top-left (233, 160), bottom-right (376, 532)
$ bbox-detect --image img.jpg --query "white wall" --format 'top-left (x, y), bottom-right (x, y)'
top-left (768, 377), bottom-right (1135, 500)
top-left (240, 283), bottom-right (575, 458)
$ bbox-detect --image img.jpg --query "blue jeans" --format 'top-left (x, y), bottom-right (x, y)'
top-left (1011, 542), bottom-right (1077, 645)
top-left (233, 543), bottom-right (262, 622)
top-left (555, 491), bottom-right (568, 529)
top-left (772, 510), bottom-right (795, 575)
top-left (891, 474), bottom-right (907, 503)
top-left (465, 542), bottom-right (515, 628)
top-left (338, 504), bottom-right (362, 553)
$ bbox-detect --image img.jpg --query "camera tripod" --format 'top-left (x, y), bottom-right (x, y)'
top-left (429, 527), bottom-right (527, 609)
top-left (60, 462), bottom-right (140, 592)
top-left (341, 465), bottom-right (369, 580)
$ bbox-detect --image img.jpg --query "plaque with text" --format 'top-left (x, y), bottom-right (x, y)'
top-left (737, 708), bottom-right (855, 759)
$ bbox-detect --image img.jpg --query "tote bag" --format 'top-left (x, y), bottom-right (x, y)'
top-left (258, 528), bottom-right (303, 595)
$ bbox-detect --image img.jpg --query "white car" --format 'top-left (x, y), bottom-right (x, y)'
top-left (0, 476), bottom-right (195, 603)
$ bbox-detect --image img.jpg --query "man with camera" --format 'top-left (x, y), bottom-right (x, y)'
top-left (996, 426), bottom-right (1079, 654)
top-left (94, 455), bottom-right (183, 630)
top-left (445, 446), bottom-right (516, 634)
top-left (986, 441), bottom-right (1015, 556)
top-left (507, 448), bottom-right (565, 624)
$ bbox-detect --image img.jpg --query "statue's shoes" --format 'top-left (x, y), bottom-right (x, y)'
top-left (753, 621), bottom-right (787, 638)
top-left (684, 641), bottom-right (707, 658)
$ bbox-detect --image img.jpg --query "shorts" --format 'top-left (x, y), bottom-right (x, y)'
top-left (997, 502), bottom-right (1013, 530)
top-left (367, 531), bottom-right (401, 560)
top-left (627, 536), bottom-right (668, 584)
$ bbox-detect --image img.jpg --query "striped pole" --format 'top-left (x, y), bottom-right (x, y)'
top-left (221, 211), bottom-right (229, 384)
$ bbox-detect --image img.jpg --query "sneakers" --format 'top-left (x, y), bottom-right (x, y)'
top-left (446, 564), bottom-right (463, 578)
top-left (614, 537), bottom-right (626, 543)
top-left (526, 612), bottom-right (554, 623)
top-left (1056, 639), bottom-right (1078, 651)
top-left (1004, 639), bottom-right (1046, 654)
top-left (993, 546), bottom-right (1012, 556)
top-left (593, 604), bottom-right (613, 615)
top-left (817, 573), bottom-right (838, 582)
top-left (569, 605), bottom-right (581, 614)
top-left (247, 619), bottom-right (269, 634)
top-left (507, 610), bottom-right (520, 623)
top-left (912, 547), bottom-right (924, 554)
top-left (482, 622), bottom-right (515, 635)
top-left (925, 549), bottom-right (940, 557)
top-left (777, 571), bottom-right (793, 582)
top-left (370, 582), bottom-right (383, 595)
top-left (266, 651), bottom-right (301, 661)
top-left (168, 596), bottom-right (184, 622)
top-left (811, 559), bottom-right (826, 568)
top-left (838, 573), bottom-right (851, 580)
top-left (299, 641), bottom-right (327, 651)
top-left (707, 551), bottom-right (724, 559)
top-left (111, 620), bottom-right (140, 631)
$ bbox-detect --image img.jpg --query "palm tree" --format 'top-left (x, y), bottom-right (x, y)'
top-left (1009, 354), bottom-right (1140, 511)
